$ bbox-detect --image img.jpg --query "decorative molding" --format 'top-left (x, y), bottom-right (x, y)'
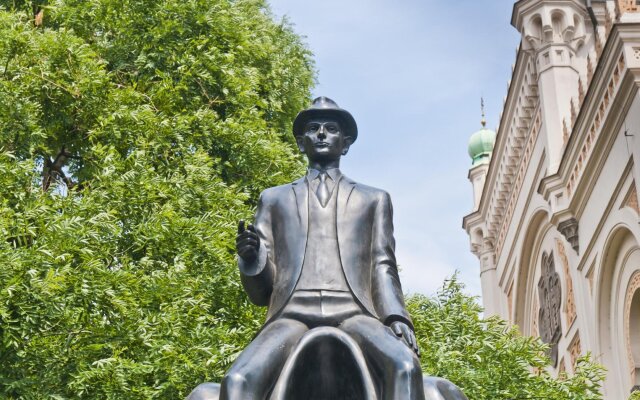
top-left (567, 53), bottom-right (625, 197)
top-left (569, 333), bottom-right (582, 369)
top-left (495, 110), bottom-right (542, 258)
top-left (538, 26), bottom-right (640, 226)
top-left (555, 239), bottom-right (577, 328)
top-left (558, 218), bottom-right (580, 253)
top-left (463, 50), bottom-right (540, 265)
top-left (621, 182), bottom-right (639, 214)
top-left (558, 358), bottom-right (567, 375)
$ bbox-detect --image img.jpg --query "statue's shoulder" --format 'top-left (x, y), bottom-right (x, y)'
top-left (348, 178), bottom-right (391, 202)
top-left (258, 177), bottom-right (303, 203)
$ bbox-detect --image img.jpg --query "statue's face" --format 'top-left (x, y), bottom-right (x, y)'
top-left (296, 117), bottom-right (352, 162)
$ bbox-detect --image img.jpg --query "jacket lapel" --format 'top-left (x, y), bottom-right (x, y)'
top-left (291, 177), bottom-right (308, 235)
top-left (337, 175), bottom-right (356, 219)
top-left (336, 175), bottom-right (356, 256)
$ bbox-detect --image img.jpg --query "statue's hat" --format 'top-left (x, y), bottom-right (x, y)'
top-left (293, 97), bottom-right (358, 142)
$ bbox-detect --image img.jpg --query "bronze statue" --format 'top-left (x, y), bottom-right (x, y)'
top-left (188, 97), bottom-right (467, 400)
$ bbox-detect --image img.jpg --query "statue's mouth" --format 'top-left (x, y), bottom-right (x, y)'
top-left (314, 142), bottom-right (329, 148)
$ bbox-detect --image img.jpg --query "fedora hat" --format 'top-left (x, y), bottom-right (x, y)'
top-left (292, 97), bottom-right (358, 142)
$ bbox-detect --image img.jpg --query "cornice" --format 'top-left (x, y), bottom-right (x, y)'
top-left (498, 151), bottom-right (549, 286)
top-left (464, 46), bottom-right (530, 230)
top-left (512, 0), bottom-right (589, 30)
top-left (462, 210), bottom-right (480, 232)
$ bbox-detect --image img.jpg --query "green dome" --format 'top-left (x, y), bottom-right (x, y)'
top-left (468, 127), bottom-right (496, 166)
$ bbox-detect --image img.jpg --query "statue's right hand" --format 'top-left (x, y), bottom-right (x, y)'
top-left (236, 220), bottom-right (259, 262)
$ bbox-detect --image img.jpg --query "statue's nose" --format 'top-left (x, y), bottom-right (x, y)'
top-left (317, 126), bottom-right (326, 139)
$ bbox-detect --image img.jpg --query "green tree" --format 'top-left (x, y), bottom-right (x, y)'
top-left (0, 1), bottom-right (313, 398)
top-left (408, 277), bottom-right (606, 400)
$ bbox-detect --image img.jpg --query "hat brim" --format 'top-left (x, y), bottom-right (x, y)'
top-left (292, 108), bottom-right (358, 142)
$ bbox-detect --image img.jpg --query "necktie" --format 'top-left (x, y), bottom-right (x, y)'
top-left (316, 173), bottom-right (330, 207)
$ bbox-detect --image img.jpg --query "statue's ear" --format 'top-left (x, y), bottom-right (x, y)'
top-left (295, 135), bottom-right (305, 153)
top-left (341, 137), bottom-right (353, 155)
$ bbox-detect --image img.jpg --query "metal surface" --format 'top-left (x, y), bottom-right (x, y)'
top-left (188, 376), bottom-right (468, 400)
top-left (189, 98), bottom-right (467, 400)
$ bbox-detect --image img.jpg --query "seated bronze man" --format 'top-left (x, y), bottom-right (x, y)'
top-left (189, 97), bottom-right (467, 400)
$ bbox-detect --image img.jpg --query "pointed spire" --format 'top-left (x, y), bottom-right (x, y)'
top-left (481, 97), bottom-right (487, 128)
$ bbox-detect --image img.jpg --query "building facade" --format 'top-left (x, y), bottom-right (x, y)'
top-left (463, 1), bottom-right (640, 398)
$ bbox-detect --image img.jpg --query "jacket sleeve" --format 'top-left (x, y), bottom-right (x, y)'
top-left (237, 192), bottom-right (274, 306)
top-left (371, 191), bottom-right (414, 330)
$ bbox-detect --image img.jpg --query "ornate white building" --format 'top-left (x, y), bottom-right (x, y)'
top-left (463, 1), bottom-right (640, 398)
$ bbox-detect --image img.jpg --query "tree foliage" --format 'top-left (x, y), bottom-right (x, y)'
top-left (0, 1), bottom-right (312, 398)
top-left (408, 277), bottom-right (606, 400)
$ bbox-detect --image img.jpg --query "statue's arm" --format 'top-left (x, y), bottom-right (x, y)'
top-left (371, 191), bottom-right (414, 330)
top-left (238, 193), bottom-right (274, 306)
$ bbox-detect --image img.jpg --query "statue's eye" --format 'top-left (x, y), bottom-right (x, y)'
top-left (326, 125), bottom-right (338, 133)
top-left (307, 124), bottom-right (319, 132)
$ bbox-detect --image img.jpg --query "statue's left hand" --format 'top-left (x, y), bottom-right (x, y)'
top-left (390, 321), bottom-right (420, 357)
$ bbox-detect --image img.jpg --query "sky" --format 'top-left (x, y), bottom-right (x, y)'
top-left (267, 0), bottom-right (522, 299)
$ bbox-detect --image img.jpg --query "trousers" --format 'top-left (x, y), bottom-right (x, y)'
top-left (220, 289), bottom-right (424, 400)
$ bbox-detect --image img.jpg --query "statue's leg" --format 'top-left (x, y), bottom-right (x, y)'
top-left (220, 318), bottom-right (308, 400)
top-left (340, 315), bottom-right (424, 400)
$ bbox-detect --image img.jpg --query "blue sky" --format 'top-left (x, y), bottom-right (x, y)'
top-left (267, 0), bottom-right (521, 298)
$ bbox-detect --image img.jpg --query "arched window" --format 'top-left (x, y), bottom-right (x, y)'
top-left (627, 274), bottom-right (640, 390)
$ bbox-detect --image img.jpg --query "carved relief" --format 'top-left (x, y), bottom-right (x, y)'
top-left (538, 251), bottom-right (562, 367)
top-left (556, 239), bottom-right (577, 328)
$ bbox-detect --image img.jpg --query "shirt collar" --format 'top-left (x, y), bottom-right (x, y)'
top-left (307, 168), bottom-right (341, 181)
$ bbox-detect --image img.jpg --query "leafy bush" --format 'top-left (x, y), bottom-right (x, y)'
top-left (409, 277), bottom-right (605, 400)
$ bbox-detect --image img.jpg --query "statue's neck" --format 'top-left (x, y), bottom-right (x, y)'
top-left (307, 159), bottom-right (340, 171)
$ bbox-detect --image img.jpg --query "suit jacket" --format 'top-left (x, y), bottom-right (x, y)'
top-left (238, 174), bottom-right (413, 329)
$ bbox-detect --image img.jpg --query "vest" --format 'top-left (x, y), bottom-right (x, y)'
top-left (295, 177), bottom-right (350, 291)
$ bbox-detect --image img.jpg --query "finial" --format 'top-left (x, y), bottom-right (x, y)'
top-left (480, 97), bottom-right (487, 128)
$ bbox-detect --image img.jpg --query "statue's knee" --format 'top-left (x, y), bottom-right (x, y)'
top-left (393, 355), bottom-right (422, 380)
top-left (187, 383), bottom-right (220, 400)
top-left (221, 371), bottom-right (249, 394)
